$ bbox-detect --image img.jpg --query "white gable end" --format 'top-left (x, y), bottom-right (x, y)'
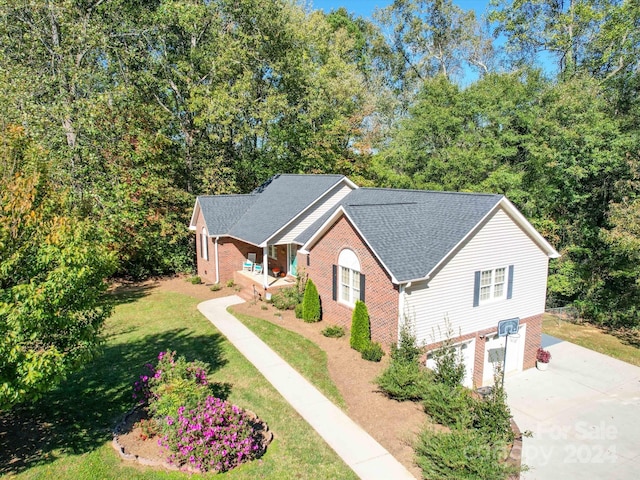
top-left (403, 207), bottom-right (550, 345)
top-left (271, 183), bottom-right (353, 245)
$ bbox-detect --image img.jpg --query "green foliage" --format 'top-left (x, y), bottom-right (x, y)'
top-left (0, 171), bottom-right (116, 410)
top-left (141, 351), bottom-right (213, 426)
top-left (295, 302), bottom-right (304, 319)
top-left (188, 276), bottom-right (202, 285)
top-left (473, 380), bottom-right (514, 444)
top-left (302, 279), bottom-right (321, 322)
top-left (210, 283), bottom-right (222, 292)
top-left (430, 343), bottom-right (466, 389)
top-left (361, 342), bottom-right (385, 362)
top-left (226, 279), bottom-right (235, 288)
top-left (376, 359), bottom-right (432, 401)
top-left (422, 383), bottom-right (474, 429)
top-left (391, 321), bottom-right (423, 363)
top-left (415, 426), bottom-right (517, 480)
top-left (272, 275), bottom-right (306, 311)
top-left (322, 325), bottom-right (346, 338)
top-left (350, 301), bottom-right (371, 352)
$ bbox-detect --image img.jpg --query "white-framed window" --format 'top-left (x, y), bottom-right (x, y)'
top-left (479, 267), bottom-right (506, 302)
top-left (201, 227), bottom-right (208, 260)
top-left (268, 244), bottom-right (278, 259)
top-left (338, 249), bottom-right (360, 306)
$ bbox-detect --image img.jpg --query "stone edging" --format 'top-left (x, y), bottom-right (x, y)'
top-left (112, 405), bottom-right (273, 473)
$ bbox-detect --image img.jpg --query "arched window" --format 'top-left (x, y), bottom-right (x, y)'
top-left (338, 249), bottom-right (361, 306)
top-left (201, 227), bottom-right (208, 260)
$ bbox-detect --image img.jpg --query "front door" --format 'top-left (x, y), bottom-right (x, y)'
top-left (288, 244), bottom-right (298, 276)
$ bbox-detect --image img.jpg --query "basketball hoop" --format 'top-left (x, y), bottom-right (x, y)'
top-left (508, 333), bottom-right (520, 343)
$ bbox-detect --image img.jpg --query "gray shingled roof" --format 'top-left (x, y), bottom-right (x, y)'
top-left (298, 188), bottom-right (503, 283)
top-left (198, 174), bottom-right (347, 245)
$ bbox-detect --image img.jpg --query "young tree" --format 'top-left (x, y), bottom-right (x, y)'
top-left (0, 168), bottom-right (115, 410)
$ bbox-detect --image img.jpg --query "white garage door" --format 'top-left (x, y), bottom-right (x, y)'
top-left (426, 339), bottom-right (476, 389)
top-left (483, 324), bottom-right (526, 385)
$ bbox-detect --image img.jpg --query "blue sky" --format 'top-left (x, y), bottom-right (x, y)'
top-left (310, 0), bottom-right (494, 20)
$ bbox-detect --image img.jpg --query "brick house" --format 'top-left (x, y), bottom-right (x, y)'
top-left (189, 174), bottom-right (559, 387)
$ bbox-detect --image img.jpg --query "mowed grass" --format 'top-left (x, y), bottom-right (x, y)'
top-left (230, 310), bottom-right (346, 409)
top-left (543, 314), bottom-right (640, 367)
top-left (1, 287), bottom-right (356, 480)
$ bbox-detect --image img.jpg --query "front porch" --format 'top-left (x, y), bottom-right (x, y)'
top-left (233, 269), bottom-right (297, 301)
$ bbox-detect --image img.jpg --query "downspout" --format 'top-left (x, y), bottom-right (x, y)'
top-left (214, 237), bottom-right (220, 284)
top-left (262, 246), bottom-right (269, 289)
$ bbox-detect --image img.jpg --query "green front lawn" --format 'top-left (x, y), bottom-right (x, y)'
top-left (0, 287), bottom-right (356, 480)
top-left (543, 314), bottom-right (640, 367)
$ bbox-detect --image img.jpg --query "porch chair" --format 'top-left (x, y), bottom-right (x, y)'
top-left (243, 253), bottom-right (257, 272)
top-left (253, 263), bottom-right (263, 275)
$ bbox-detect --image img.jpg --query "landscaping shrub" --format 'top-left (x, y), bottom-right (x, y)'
top-left (391, 321), bottom-right (422, 364)
top-left (226, 279), bottom-right (235, 288)
top-left (301, 279), bottom-right (321, 322)
top-left (430, 342), bottom-right (466, 388)
top-left (376, 359), bottom-right (432, 401)
top-left (271, 286), bottom-right (301, 310)
top-left (188, 276), bottom-right (202, 285)
top-left (422, 383), bottom-right (474, 429)
top-left (210, 283), bottom-right (222, 292)
top-left (415, 426), bottom-right (517, 480)
top-left (350, 301), bottom-right (370, 352)
top-left (321, 325), bottom-right (345, 338)
top-left (361, 342), bottom-right (385, 362)
top-left (473, 376), bottom-right (514, 443)
top-left (295, 302), bottom-right (303, 319)
top-left (160, 396), bottom-right (263, 473)
top-left (136, 351), bottom-right (212, 424)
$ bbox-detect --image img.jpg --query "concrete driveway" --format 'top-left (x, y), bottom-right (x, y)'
top-left (506, 335), bottom-right (640, 479)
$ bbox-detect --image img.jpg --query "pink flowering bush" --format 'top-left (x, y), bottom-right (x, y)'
top-left (160, 396), bottom-right (263, 472)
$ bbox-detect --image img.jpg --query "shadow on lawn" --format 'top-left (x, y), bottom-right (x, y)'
top-left (0, 328), bottom-right (228, 476)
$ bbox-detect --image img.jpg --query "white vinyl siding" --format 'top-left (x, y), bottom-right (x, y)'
top-left (271, 183), bottom-right (353, 244)
top-left (403, 207), bottom-right (550, 345)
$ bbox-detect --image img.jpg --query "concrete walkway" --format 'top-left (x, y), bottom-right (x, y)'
top-left (506, 335), bottom-right (640, 479)
top-left (198, 296), bottom-right (416, 480)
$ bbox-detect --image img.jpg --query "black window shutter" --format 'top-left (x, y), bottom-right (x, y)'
top-left (306, 254), bottom-right (310, 266)
top-left (332, 265), bottom-right (337, 301)
top-left (507, 265), bottom-right (514, 299)
top-left (360, 274), bottom-right (366, 302)
top-left (473, 270), bottom-right (481, 307)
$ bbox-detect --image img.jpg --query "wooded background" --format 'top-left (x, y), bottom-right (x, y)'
top-left (2, 0), bottom-right (639, 338)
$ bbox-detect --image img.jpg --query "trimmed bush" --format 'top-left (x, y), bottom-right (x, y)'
top-left (422, 383), bottom-right (474, 429)
top-left (376, 359), bottom-right (432, 401)
top-left (210, 283), bottom-right (222, 292)
top-left (301, 279), bottom-right (321, 322)
top-left (294, 302), bottom-right (303, 319)
top-left (226, 279), bottom-right (235, 288)
top-left (188, 276), bottom-right (202, 285)
top-left (415, 426), bottom-right (517, 480)
top-left (350, 300), bottom-right (370, 352)
top-left (321, 325), bottom-right (345, 338)
top-left (361, 342), bottom-right (385, 362)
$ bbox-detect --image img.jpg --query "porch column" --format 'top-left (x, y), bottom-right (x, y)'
top-left (262, 246), bottom-right (269, 289)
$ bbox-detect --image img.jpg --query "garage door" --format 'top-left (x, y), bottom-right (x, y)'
top-left (426, 339), bottom-right (476, 389)
top-left (483, 324), bottom-right (526, 385)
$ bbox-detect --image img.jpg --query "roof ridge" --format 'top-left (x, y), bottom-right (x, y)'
top-left (358, 187), bottom-right (502, 197)
top-left (198, 194), bottom-right (254, 198)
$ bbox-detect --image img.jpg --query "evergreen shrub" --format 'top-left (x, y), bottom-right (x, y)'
top-left (350, 301), bottom-right (370, 352)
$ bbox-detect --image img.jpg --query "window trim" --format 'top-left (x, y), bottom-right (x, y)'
top-left (268, 244), bottom-right (278, 260)
top-left (477, 266), bottom-right (510, 305)
top-left (337, 249), bottom-right (361, 307)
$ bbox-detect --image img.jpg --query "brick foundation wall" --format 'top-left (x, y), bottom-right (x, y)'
top-left (304, 215), bottom-right (400, 347)
top-left (522, 313), bottom-right (542, 369)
